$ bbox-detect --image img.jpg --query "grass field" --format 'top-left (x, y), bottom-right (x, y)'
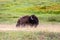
top-left (0, 31), bottom-right (60, 40)
top-left (0, 0), bottom-right (60, 24)
top-left (0, 0), bottom-right (60, 40)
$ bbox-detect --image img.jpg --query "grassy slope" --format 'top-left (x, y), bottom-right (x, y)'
top-left (0, 0), bottom-right (60, 24)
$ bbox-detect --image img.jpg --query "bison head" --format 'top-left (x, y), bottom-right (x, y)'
top-left (28, 15), bottom-right (39, 27)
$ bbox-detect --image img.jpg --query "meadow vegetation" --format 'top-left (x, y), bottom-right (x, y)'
top-left (0, 0), bottom-right (60, 24)
top-left (0, 0), bottom-right (60, 40)
top-left (0, 31), bottom-right (60, 40)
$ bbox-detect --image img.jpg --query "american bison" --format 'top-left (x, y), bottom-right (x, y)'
top-left (16, 15), bottom-right (39, 27)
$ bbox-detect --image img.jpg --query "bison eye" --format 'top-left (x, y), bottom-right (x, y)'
top-left (31, 17), bottom-right (33, 20)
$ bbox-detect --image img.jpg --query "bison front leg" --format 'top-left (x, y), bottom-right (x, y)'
top-left (34, 25), bottom-right (37, 28)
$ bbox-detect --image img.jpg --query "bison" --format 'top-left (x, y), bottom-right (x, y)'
top-left (16, 15), bottom-right (39, 27)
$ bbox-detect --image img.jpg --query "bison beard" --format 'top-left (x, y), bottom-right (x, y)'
top-left (16, 15), bottom-right (39, 27)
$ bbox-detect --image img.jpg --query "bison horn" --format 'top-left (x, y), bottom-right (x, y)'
top-left (31, 16), bottom-right (33, 20)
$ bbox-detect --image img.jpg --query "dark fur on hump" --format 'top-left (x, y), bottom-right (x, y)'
top-left (16, 15), bottom-right (30, 27)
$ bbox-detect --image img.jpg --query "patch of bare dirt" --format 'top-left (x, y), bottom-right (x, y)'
top-left (0, 23), bottom-right (60, 32)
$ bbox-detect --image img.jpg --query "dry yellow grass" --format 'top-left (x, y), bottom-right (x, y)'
top-left (46, 5), bottom-right (60, 11)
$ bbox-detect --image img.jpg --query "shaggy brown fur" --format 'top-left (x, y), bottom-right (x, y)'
top-left (16, 15), bottom-right (39, 27)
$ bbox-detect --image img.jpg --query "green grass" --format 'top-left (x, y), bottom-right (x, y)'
top-left (0, 0), bottom-right (60, 40)
top-left (0, 31), bottom-right (60, 40)
top-left (0, 0), bottom-right (60, 24)
top-left (0, 11), bottom-right (60, 24)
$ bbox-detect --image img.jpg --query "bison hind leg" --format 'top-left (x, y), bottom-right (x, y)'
top-left (30, 24), bottom-right (37, 28)
top-left (16, 23), bottom-right (20, 27)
